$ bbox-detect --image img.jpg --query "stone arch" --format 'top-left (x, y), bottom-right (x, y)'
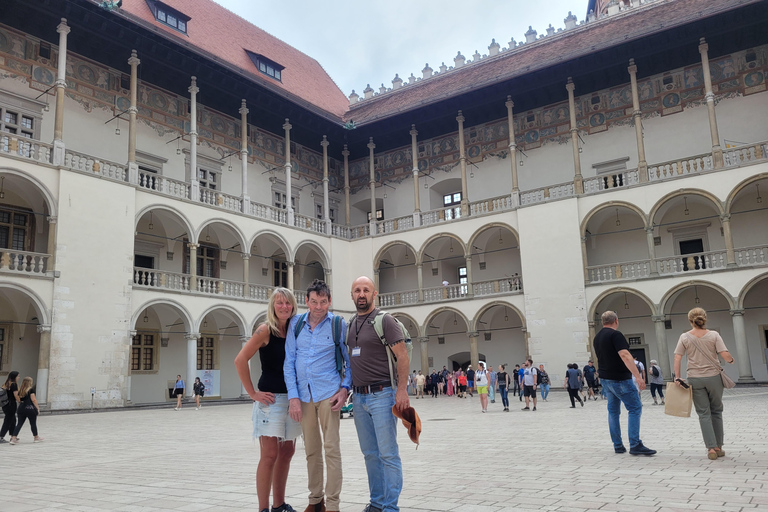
top-left (580, 200), bottom-right (649, 235)
top-left (737, 271), bottom-right (768, 309)
top-left (132, 298), bottom-right (193, 333)
top-left (197, 304), bottom-right (248, 336)
top-left (471, 300), bottom-right (527, 332)
top-left (467, 222), bottom-right (521, 252)
top-left (0, 281), bottom-right (50, 325)
top-left (418, 232), bottom-right (467, 263)
top-left (0, 167), bottom-right (58, 217)
top-left (249, 230), bottom-right (292, 260)
top-left (659, 280), bottom-right (736, 314)
top-left (197, 217), bottom-right (248, 254)
top-left (649, 188), bottom-right (725, 226)
top-left (135, 204), bottom-right (195, 239)
top-left (294, 239), bottom-right (330, 269)
top-left (725, 172), bottom-right (768, 214)
top-left (588, 287), bottom-right (658, 320)
top-left (391, 312), bottom-right (421, 338)
top-left (424, 306), bottom-right (470, 330)
top-left (374, 241), bottom-right (418, 270)
top-left (251, 311), bottom-right (268, 333)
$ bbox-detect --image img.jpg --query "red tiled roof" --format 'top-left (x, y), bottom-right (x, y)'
top-left (345, 0), bottom-right (761, 125)
top-left (118, 0), bottom-right (349, 119)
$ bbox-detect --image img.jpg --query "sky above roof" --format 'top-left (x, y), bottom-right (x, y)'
top-left (213, 0), bottom-right (588, 98)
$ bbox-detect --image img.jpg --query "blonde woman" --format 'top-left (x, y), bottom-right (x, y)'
top-left (674, 307), bottom-right (735, 460)
top-left (9, 376), bottom-right (43, 445)
top-left (235, 288), bottom-right (301, 512)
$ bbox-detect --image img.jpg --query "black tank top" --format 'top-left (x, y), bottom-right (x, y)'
top-left (257, 331), bottom-right (288, 393)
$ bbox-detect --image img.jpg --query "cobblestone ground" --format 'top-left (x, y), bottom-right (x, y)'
top-left (2, 387), bottom-right (767, 512)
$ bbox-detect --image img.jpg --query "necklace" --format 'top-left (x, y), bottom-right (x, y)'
top-left (354, 309), bottom-right (375, 345)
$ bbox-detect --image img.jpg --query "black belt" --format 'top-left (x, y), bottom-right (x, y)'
top-left (353, 382), bottom-right (391, 394)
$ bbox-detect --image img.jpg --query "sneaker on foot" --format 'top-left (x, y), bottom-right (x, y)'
top-left (0, 438), bottom-right (7, 444)
top-left (33, 437), bottom-right (44, 443)
top-left (629, 442), bottom-right (657, 456)
top-left (570, 405), bottom-right (576, 408)
top-left (521, 406), bottom-right (530, 410)
top-left (532, 406), bottom-right (537, 411)
top-left (9, 438), bottom-right (18, 445)
top-left (580, 400), bottom-right (584, 407)
top-left (174, 407), bottom-right (179, 411)
top-left (362, 504), bottom-right (383, 512)
top-left (615, 446), bottom-right (627, 454)
top-left (272, 503), bottom-right (297, 512)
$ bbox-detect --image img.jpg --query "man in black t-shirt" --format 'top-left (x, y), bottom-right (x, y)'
top-left (583, 361), bottom-right (598, 401)
top-left (593, 311), bottom-right (656, 456)
top-left (466, 366), bottom-right (475, 397)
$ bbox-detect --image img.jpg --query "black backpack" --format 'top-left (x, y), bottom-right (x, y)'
top-left (0, 387), bottom-right (8, 408)
top-left (535, 368), bottom-right (542, 385)
top-left (652, 365), bottom-right (660, 377)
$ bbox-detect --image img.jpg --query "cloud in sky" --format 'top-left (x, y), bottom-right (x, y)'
top-left (214, 0), bottom-right (588, 96)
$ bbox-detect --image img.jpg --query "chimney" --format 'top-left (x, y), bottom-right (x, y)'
top-left (392, 74), bottom-right (403, 89)
top-left (488, 39), bottom-right (500, 56)
top-left (525, 26), bottom-right (537, 43)
top-left (564, 11), bottom-right (578, 29)
top-left (363, 84), bottom-right (374, 99)
top-left (348, 90), bottom-right (359, 105)
top-left (422, 63), bottom-right (433, 79)
top-left (454, 51), bottom-right (466, 68)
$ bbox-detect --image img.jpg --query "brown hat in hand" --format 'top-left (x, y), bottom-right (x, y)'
top-left (392, 405), bottom-right (421, 448)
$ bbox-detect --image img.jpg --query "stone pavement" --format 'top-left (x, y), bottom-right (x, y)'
top-left (2, 387), bottom-right (768, 512)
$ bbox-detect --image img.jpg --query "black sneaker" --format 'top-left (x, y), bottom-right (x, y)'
top-left (629, 443), bottom-right (657, 456)
top-left (521, 406), bottom-right (530, 410)
top-left (615, 446), bottom-right (627, 454)
top-left (363, 504), bottom-right (383, 512)
top-left (271, 504), bottom-right (296, 512)
top-left (580, 400), bottom-right (584, 407)
top-left (532, 406), bottom-right (536, 411)
top-left (570, 405), bottom-right (576, 408)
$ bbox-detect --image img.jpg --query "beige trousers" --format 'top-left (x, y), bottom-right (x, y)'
top-left (300, 397), bottom-right (342, 510)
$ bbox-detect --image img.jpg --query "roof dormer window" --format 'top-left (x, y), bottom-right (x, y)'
top-left (245, 50), bottom-right (284, 82)
top-left (145, 0), bottom-right (190, 34)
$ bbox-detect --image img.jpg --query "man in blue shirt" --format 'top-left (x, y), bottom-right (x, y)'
top-left (285, 279), bottom-right (352, 512)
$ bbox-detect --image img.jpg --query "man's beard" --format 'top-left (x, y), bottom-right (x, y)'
top-left (356, 298), bottom-right (371, 312)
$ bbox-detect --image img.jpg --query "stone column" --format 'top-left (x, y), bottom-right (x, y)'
top-left (566, 78), bottom-right (584, 194)
top-left (36, 325), bottom-right (52, 404)
top-left (730, 309), bottom-right (755, 382)
top-left (189, 77), bottom-right (200, 201)
top-left (52, 19), bottom-right (70, 166)
top-left (240, 337), bottom-right (250, 397)
top-left (46, 216), bottom-right (57, 272)
top-left (468, 331), bottom-right (479, 368)
top-left (651, 316), bottom-right (672, 380)
top-left (721, 214), bottom-right (737, 267)
top-left (324, 268), bottom-right (332, 291)
top-left (465, 255), bottom-right (474, 298)
top-left (410, 125), bottom-right (422, 226)
top-left (699, 38), bottom-right (724, 168)
top-left (186, 333), bottom-right (200, 397)
top-left (580, 236), bottom-right (589, 281)
top-left (343, 144), bottom-right (351, 226)
top-left (127, 50), bottom-right (141, 184)
top-left (373, 269), bottom-right (379, 291)
top-left (286, 261), bottom-right (294, 291)
top-left (321, 135), bottom-right (331, 234)
top-left (505, 96), bottom-right (520, 205)
top-left (239, 99), bottom-right (250, 212)
top-left (456, 111), bottom-right (469, 216)
top-left (283, 119), bottom-right (294, 225)
top-left (188, 242), bottom-right (198, 290)
top-left (628, 59), bottom-right (648, 182)
top-left (588, 321), bottom-right (597, 367)
top-left (646, 227), bottom-right (659, 275)
top-left (416, 263), bottom-right (424, 302)
top-left (242, 254), bottom-right (250, 287)
top-left (419, 337), bottom-right (430, 375)
top-left (368, 137), bottom-right (376, 232)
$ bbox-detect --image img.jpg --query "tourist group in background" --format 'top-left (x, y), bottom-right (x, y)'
top-left (1, 371), bottom-right (44, 445)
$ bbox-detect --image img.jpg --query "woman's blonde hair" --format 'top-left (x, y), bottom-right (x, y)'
top-left (18, 376), bottom-right (34, 399)
top-left (688, 307), bottom-right (707, 328)
top-left (266, 287), bottom-right (297, 336)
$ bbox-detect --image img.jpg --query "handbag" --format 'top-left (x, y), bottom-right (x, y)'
top-left (664, 380), bottom-right (693, 417)
top-left (687, 332), bottom-right (736, 389)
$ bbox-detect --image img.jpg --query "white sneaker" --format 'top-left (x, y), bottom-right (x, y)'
top-left (196, 406), bottom-right (200, 410)
top-left (174, 407), bottom-right (179, 411)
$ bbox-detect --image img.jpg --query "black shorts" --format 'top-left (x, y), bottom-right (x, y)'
top-left (587, 379), bottom-right (598, 390)
top-left (174, 388), bottom-right (184, 397)
top-left (524, 385), bottom-right (536, 398)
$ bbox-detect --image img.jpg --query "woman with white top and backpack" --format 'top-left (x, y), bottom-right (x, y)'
top-left (475, 362), bottom-right (490, 413)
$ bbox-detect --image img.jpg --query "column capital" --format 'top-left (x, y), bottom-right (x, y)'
top-left (187, 242), bottom-right (199, 250)
top-left (286, 261), bottom-right (295, 268)
top-left (645, 226), bottom-right (655, 234)
top-left (321, 135), bottom-right (329, 148)
top-left (188, 76), bottom-right (199, 95)
top-left (282, 118), bottom-right (292, 131)
top-left (367, 137), bottom-right (376, 150)
top-left (505, 95), bottom-right (514, 109)
top-left (128, 49), bottom-right (141, 67)
top-left (410, 124), bottom-right (418, 137)
top-left (241, 253), bottom-right (250, 260)
top-left (57, 18), bottom-right (71, 35)
top-left (698, 37), bottom-right (708, 54)
top-left (416, 263), bottom-right (423, 269)
top-left (239, 336), bottom-right (250, 344)
top-left (324, 268), bottom-right (332, 276)
top-left (373, 268), bottom-right (380, 276)
top-left (729, 309), bottom-right (745, 317)
top-left (342, 145), bottom-right (350, 157)
top-left (418, 337), bottom-right (430, 344)
top-left (467, 331), bottom-right (479, 338)
top-left (185, 333), bottom-right (201, 340)
top-left (587, 321), bottom-right (596, 328)
top-left (36, 324), bottom-right (52, 333)
top-left (720, 213), bottom-right (731, 222)
top-left (566, 77), bottom-right (575, 93)
top-left (651, 315), bottom-right (666, 323)
top-left (465, 254), bottom-right (472, 261)
top-left (47, 216), bottom-right (57, 224)
top-left (129, 330), bottom-right (137, 337)
top-left (456, 110), bottom-right (465, 124)
top-left (239, 99), bottom-right (249, 115)
top-left (580, 236), bottom-right (587, 243)
top-left (628, 60), bottom-right (637, 75)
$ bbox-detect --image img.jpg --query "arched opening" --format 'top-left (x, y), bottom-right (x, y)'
top-left (473, 302), bottom-right (526, 371)
top-left (423, 308), bottom-right (469, 373)
top-left (249, 232), bottom-right (290, 302)
top-left (420, 234), bottom-right (467, 302)
top-left (133, 206), bottom-right (194, 291)
top-left (197, 306), bottom-right (247, 400)
top-left (294, 241), bottom-right (328, 293)
top-left (468, 224), bottom-right (523, 295)
top-left (728, 176), bottom-right (768, 265)
top-left (739, 273), bottom-right (768, 382)
top-left (583, 203), bottom-right (650, 283)
top-left (376, 242), bottom-right (418, 306)
top-left (194, 220), bottom-right (247, 297)
top-left (392, 313), bottom-right (419, 372)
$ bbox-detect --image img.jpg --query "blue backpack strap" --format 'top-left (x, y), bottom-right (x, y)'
top-left (293, 312), bottom-right (308, 339)
top-left (332, 314), bottom-right (344, 375)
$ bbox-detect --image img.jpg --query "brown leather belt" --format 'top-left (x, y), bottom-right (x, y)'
top-left (353, 383), bottom-right (391, 394)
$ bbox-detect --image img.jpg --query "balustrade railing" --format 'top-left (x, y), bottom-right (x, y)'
top-left (648, 153), bottom-right (713, 181)
top-left (250, 202), bottom-right (288, 223)
top-left (519, 181), bottom-right (575, 205)
top-left (294, 291), bottom-right (307, 306)
top-left (249, 284), bottom-right (275, 301)
top-left (656, 250), bottom-right (727, 275)
top-left (138, 171), bottom-right (191, 200)
top-left (587, 259), bottom-right (652, 283)
top-left (0, 132), bottom-right (53, 163)
top-left (423, 283), bottom-right (467, 303)
top-left (378, 289), bottom-right (420, 307)
top-left (0, 250), bottom-right (50, 275)
top-left (63, 149), bottom-right (127, 181)
top-left (294, 213), bottom-right (326, 234)
top-left (583, 170), bottom-right (640, 194)
top-left (420, 209), bottom-right (443, 226)
top-left (133, 268), bottom-right (191, 291)
top-left (723, 141), bottom-right (768, 167)
top-left (469, 195), bottom-right (514, 215)
top-left (376, 215), bottom-right (413, 234)
top-left (472, 278), bottom-right (522, 297)
top-left (347, 224), bottom-right (371, 239)
top-left (217, 192), bottom-right (244, 213)
top-left (735, 245), bottom-right (768, 266)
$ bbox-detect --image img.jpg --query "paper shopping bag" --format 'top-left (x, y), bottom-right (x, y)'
top-left (664, 382), bottom-right (693, 418)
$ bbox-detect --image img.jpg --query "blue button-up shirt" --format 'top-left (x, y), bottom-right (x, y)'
top-left (284, 312), bottom-right (351, 403)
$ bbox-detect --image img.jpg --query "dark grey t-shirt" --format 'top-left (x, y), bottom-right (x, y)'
top-left (349, 308), bottom-right (404, 387)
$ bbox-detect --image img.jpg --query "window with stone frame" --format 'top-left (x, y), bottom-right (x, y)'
top-left (197, 336), bottom-right (215, 370)
top-left (367, 209), bottom-right (384, 222)
top-left (315, 203), bottom-right (336, 222)
top-left (273, 260), bottom-right (288, 287)
top-left (0, 207), bottom-right (35, 251)
top-left (198, 169), bottom-right (218, 190)
top-left (273, 190), bottom-right (296, 211)
top-left (131, 333), bottom-right (157, 372)
top-left (0, 91), bottom-right (44, 143)
top-left (183, 241), bottom-right (219, 278)
top-left (443, 192), bottom-right (462, 220)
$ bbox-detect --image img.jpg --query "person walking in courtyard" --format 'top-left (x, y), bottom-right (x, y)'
top-left (457, 371), bottom-right (467, 398)
top-left (674, 307), bottom-right (735, 460)
top-left (9, 376), bottom-right (43, 444)
top-left (517, 364), bottom-right (525, 402)
top-left (192, 377), bottom-right (205, 410)
top-left (511, 364), bottom-right (521, 398)
top-left (538, 365), bottom-right (550, 401)
top-left (235, 288), bottom-right (301, 512)
top-left (593, 311), bottom-right (656, 456)
top-left (465, 365), bottom-right (475, 397)
top-left (173, 374), bottom-right (185, 411)
top-left (1, 371), bottom-right (19, 443)
top-left (475, 362), bottom-right (490, 412)
top-left (348, 276), bottom-right (410, 512)
top-left (430, 370), bottom-right (439, 398)
top-left (497, 365), bottom-right (510, 411)
top-left (446, 371), bottom-right (455, 396)
top-left (583, 361), bottom-right (598, 401)
top-left (488, 364), bottom-right (497, 403)
top-left (521, 359), bottom-right (538, 411)
top-left (648, 359), bottom-right (665, 405)
top-left (565, 364), bottom-right (584, 408)
top-left (414, 371), bottom-right (425, 399)
top-left (284, 279), bottom-right (351, 512)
